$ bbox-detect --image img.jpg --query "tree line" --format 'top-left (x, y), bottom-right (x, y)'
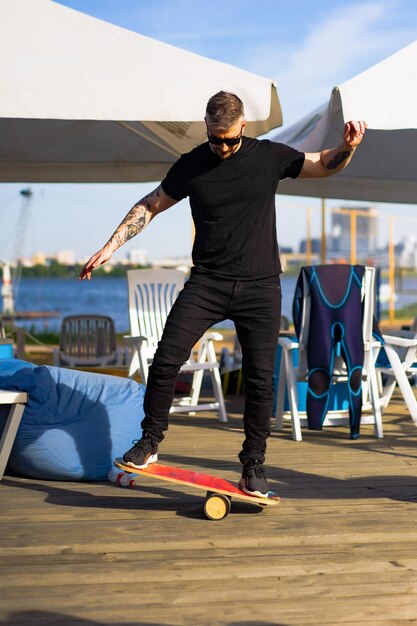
top-left (19, 261), bottom-right (151, 278)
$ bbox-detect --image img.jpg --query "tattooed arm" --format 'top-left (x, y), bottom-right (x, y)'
top-left (298, 120), bottom-right (367, 179)
top-left (79, 185), bottom-right (178, 280)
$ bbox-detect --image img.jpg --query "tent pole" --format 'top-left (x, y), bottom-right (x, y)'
top-left (306, 206), bottom-right (312, 265)
top-left (320, 198), bottom-right (326, 264)
top-left (350, 210), bottom-right (357, 264)
top-left (388, 216), bottom-right (395, 324)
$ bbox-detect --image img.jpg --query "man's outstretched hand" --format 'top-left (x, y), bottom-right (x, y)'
top-left (343, 120), bottom-right (368, 149)
top-left (79, 243), bottom-right (114, 280)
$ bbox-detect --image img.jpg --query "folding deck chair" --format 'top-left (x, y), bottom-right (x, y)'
top-left (377, 325), bottom-right (417, 426)
top-left (275, 265), bottom-right (383, 441)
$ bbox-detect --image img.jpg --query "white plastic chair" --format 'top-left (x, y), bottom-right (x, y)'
top-left (53, 315), bottom-right (123, 368)
top-left (123, 269), bottom-right (227, 422)
top-left (275, 266), bottom-right (383, 441)
top-left (376, 326), bottom-right (417, 426)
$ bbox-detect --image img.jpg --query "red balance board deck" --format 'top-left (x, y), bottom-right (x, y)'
top-left (114, 458), bottom-right (279, 520)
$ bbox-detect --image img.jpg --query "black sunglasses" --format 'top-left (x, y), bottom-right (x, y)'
top-left (207, 126), bottom-right (243, 147)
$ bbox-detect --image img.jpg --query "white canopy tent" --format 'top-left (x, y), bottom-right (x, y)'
top-left (0, 0), bottom-right (282, 183)
top-left (273, 40), bottom-right (417, 203)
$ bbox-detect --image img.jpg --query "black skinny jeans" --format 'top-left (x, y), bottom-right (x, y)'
top-left (141, 269), bottom-right (281, 464)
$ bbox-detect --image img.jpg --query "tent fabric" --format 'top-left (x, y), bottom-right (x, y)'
top-left (273, 41), bottom-right (417, 203)
top-left (0, 0), bottom-right (282, 183)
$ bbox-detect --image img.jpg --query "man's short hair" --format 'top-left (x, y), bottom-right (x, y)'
top-left (205, 91), bottom-right (245, 130)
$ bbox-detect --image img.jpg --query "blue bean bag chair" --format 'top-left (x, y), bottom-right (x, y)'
top-left (0, 359), bottom-right (144, 481)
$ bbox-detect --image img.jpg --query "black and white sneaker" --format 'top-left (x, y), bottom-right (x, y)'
top-left (238, 459), bottom-right (269, 498)
top-left (123, 434), bottom-right (158, 469)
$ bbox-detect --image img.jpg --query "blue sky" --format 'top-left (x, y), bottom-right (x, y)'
top-left (1, 0), bottom-right (417, 263)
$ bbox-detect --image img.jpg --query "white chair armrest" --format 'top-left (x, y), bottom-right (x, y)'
top-left (278, 336), bottom-right (299, 350)
top-left (382, 334), bottom-right (417, 348)
top-left (364, 340), bottom-right (382, 350)
top-left (202, 331), bottom-right (223, 342)
top-left (123, 335), bottom-right (148, 345)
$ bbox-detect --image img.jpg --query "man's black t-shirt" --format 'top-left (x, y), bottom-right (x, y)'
top-left (161, 136), bottom-right (305, 280)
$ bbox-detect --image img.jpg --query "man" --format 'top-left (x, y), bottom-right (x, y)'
top-left (80, 91), bottom-right (367, 498)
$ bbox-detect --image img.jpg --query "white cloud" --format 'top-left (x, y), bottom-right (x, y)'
top-left (244, 0), bottom-right (417, 125)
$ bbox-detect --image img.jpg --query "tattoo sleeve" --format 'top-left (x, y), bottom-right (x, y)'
top-left (321, 148), bottom-right (354, 171)
top-left (108, 186), bottom-right (161, 249)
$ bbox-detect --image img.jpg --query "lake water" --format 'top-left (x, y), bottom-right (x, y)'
top-left (9, 274), bottom-right (417, 334)
top-left (12, 275), bottom-right (296, 333)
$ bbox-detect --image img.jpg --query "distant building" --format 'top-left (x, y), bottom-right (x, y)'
top-left (398, 234), bottom-right (417, 269)
top-left (56, 249), bottom-right (75, 265)
top-left (330, 206), bottom-right (378, 261)
top-left (128, 248), bottom-right (149, 266)
top-left (32, 252), bottom-right (47, 266)
top-left (18, 256), bottom-right (33, 268)
top-left (151, 256), bottom-right (192, 273)
top-left (299, 238), bottom-right (321, 254)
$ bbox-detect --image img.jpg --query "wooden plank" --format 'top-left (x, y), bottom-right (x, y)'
top-left (1, 577), bottom-right (417, 609)
top-left (1, 390), bottom-right (417, 625)
top-left (4, 540), bottom-right (417, 567)
top-left (1, 594), bottom-right (417, 625)
top-left (2, 555), bottom-right (417, 589)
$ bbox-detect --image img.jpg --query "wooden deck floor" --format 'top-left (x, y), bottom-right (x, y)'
top-left (1, 390), bottom-right (417, 626)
